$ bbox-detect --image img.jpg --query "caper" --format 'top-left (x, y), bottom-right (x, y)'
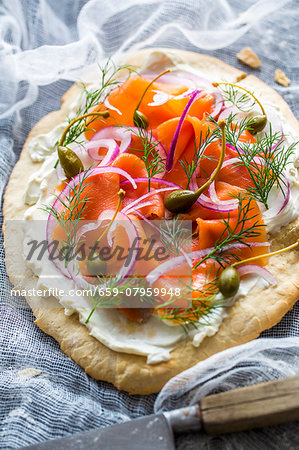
top-left (164, 190), bottom-right (199, 214)
top-left (58, 146), bottom-right (84, 179)
top-left (218, 266), bottom-right (240, 298)
top-left (246, 115), bottom-right (267, 134)
top-left (86, 256), bottom-right (107, 277)
top-left (133, 110), bottom-right (149, 129)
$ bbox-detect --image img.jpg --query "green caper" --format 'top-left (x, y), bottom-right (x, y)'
top-left (218, 266), bottom-right (240, 298)
top-left (164, 190), bottom-right (200, 214)
top-left (86, 256), bottom-right (107, 277)
top-left (58, 146), bottom-right (84, 179)
top-left (246, 115), bottom-right (267, 134)
top-left (133, 110), bottom-right (149, 129)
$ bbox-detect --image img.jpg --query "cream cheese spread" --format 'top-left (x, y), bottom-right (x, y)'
top-left (23, 49), bottom-right (299, 364)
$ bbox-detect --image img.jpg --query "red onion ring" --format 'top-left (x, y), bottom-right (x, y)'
top-left (121, 186), bottom-right (176, 214)
top-left (166, 90), bottom-right (200, 172)
top-left (236, 264), bottom-right (277, 286)
top-left (90, 126), bottom-right (132, 153)
top-left (120, 177), bottom-right (181, 188)
top-left (146, 242), bottom-right (268, 285)
top-left (208, 181), bottom-right (239, 208)
top-left (133, 210), bottom-right (192, 267)
top-left (46, 167), bottom-right (137, 279)
top-left (67, 210), bottom-right (140, 289)
top-left (86, 138), bottom-right (120, 165)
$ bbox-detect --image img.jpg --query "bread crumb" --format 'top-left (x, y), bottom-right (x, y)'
top-left (236, 73), bottom-right (247, 82)
top-left (18, 368), bottom-right (42, 379)
top-left (236, 47), bottom-right (261, 69)
top-left (274, 69), bottom-right (290, 87)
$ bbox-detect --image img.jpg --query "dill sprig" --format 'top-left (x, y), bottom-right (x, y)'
top-left (235, 128), bottom-right (296, 209)
top-left (156, 269), bottom-right (221, 332)
top-left (42, 168), bottom-right (94, 266)
top-left (63, 60), bottom-right (136, 146)
top-left (213, 115), bottom-right (296, 209)
top-left (218, 83), bottom-right (256, 112)
top-left (85, 276), bottom-right (156, 323)
top-left (194, 194), bottom-right (264, 269)
top-left (159, 215), bottom-right (191, 257)
top-left (178, 127), bottom-right (218, 188)
top-left (129, 126), bottom-right (166, 191)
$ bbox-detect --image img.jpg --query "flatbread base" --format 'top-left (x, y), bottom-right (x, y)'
top-left (3, 49), bottom-right (299, 394)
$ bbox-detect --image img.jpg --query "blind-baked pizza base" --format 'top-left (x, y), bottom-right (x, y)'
top-left (3, 49), bottom-right (299, 394)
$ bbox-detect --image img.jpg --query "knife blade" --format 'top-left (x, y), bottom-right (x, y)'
top-left (24, 374), bottom-right (299, 450)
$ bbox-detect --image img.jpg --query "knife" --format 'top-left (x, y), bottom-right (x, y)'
top-left (24, 374), bottom-right (299, 450)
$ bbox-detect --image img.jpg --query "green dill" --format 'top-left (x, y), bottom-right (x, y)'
top-left (214, 115), bottom-right (297, 209)
top-left (219, 83), bottom-right (256, 112)
top-left (178, 127), bottom-right (218, 189)
top-left (235, 127), bottom-right (296, 209)
top-left (85, 276), bottom-right (156, 323)
top-left (156, 269), bottom-right (221, 332)
top-left (194, 194), bottom-right (264, 270)
top-left (63, 60), bottom-right (136, 146)
top-left (159, 215), bottom-right (191, 257)
top-left (129, 126), bottom-right (166, 191)
top-left (42, 168), bottom-right (94, 266)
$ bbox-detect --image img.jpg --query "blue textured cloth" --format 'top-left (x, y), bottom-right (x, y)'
top-left (0, 0), bottom-right (298, 448)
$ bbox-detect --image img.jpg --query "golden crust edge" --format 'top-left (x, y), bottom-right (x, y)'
top-left (3, 48), bottom-right (299, 395)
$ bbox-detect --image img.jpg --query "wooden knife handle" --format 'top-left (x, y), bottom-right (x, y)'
top-left (200, 374), bottom-right (299, 434)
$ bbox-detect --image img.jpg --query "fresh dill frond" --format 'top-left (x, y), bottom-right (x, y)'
top-left (85, 276), bottom-right (156, 323)
top-left (63, 60), bottom-right (136, 146)
top-left (235, 127), bottom-right (296, 209)
top-left (42, 168), bottom-right (94, 266)
top-left (178, 127), bottom-right (218, 188)
top-left (129, 126), bottom-right (166, 191)
top-left (219, 84), bottom-right (256, 112)
top-left (159, 215), bottom-right (191, 257)
top-left (194, 194), bottom-right (264, 269)
top-left (157, 270), bottom-right (221, 331)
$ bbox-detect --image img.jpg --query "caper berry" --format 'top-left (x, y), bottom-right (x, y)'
top-left (58, 146), bottom-right (84, 179)
top-left (247, 115), bottom-right (267, 134)
top-left (133, 110), bottom-right (149, 129)
top-left (218, 266), bottom-right (240, 298)
top-left (86, 256), bottom-right (107, 277)
top-left (164, 190), bottom-right (199, 214)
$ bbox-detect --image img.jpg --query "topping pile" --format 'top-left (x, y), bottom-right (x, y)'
top-left (44, 63), bottom-right (297, 330)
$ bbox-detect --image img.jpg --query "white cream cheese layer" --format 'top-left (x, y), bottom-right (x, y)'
top-left (24, 49), bottom-right (299, 364)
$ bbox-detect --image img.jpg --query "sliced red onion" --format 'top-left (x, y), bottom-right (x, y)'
top-left (125, 201), bottom-right (153, 214)
top-left (133, 210), bottom-right (192, 267)
top-left (146, 242), bottom-right (268, 285)
top-left (46, 203), bottom-right (72, 279)
top-left (47, 166), bottom-right (137, 279)
top-left (107, 211), bottom-right (140, 280)
top-left (166, 90), bottom-right (200, 172)
top-left (67, 210), bottom-right (140, 289)
top-left (197, 192), bottom-right (239, 212)
top-left (86, 138), bottom-right (120, 165)
top-left (91, 126), bottom-right (132, 153)
top-left (237, 264), bottom-right (277, 286)
top-left (210, 88), bottom-right (224, 119)
top-left (190, 175), bottom-right (238, 212)
top-left (262, 176), bottom-right (290, 218)
top-left (218, 105), bottom-right (239, 121)
top-left (121, 186), bottom-right (176, 214)
top-left (120, 177), bottom-right (181, 188)
top-left (208, 181), bottom-right (239, 208)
